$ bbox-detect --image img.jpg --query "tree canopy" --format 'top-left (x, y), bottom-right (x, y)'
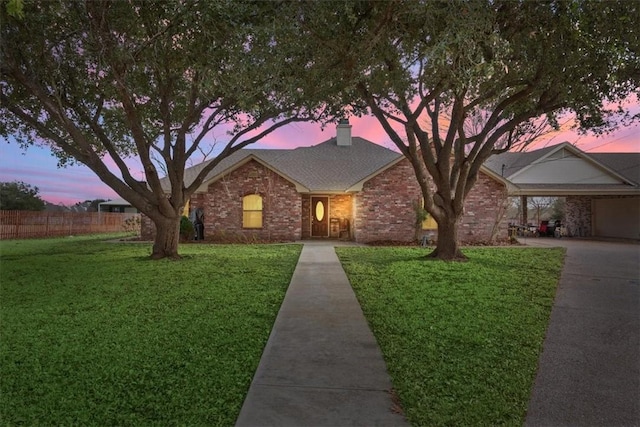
top-left (297, 0), bottom-right (639, 259)
top-left (1, 1), bottom-right (335, 258)
top-left (0, 181), bottom-right (46, 211)
top-left (2, 1), bottom-right (638, 260)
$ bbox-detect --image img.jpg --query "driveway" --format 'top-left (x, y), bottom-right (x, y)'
top-left (523, 238), bottom-right (640, 426)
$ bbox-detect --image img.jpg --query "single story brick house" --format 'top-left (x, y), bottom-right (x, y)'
top-left (485, 142), bottom-right (640, 240)
top-left (142, 122), bottom-right (511, 243)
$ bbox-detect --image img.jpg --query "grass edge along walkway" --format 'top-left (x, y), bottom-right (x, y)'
top-left (336, 246), bottom-right (564, 427)
top-left (0, 235), bottom-right (302, 426)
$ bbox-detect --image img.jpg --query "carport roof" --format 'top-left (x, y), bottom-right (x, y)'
top-left (589, 152), bottom-right (640, 186)
top-left (486, 142), bottom-right (640, 196)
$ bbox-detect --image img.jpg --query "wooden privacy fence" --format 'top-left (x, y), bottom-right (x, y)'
top-left (0, 210), bottom-right (139, 240)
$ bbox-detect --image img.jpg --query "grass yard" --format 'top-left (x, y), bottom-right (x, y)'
top-left (0, 235), bottom-right (301, 426)
top-left (336, 246), bottom-right (564, 426)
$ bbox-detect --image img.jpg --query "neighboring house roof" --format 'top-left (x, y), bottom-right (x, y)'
top-left (98, 198), bottom-right (133, 207)
top-left (172, 137), bottom-right (403, 193)
top-left (98, 198), bottom-right (139, 213)
top-left (485, 142), bottom-right (640, 196)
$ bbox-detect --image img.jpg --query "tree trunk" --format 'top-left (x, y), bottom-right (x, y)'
top-left (427, 216), bottom-right (467, 261)
top-left (151, 215), bottom-right (181, 260)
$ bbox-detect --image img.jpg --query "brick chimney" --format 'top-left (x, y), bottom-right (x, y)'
top-left (336, 119), bottom-right (352, 146)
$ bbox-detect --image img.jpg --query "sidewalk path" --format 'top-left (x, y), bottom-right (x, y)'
top-left (235, 242), bottom-right (408, 427)
top-left (524, 238), bottom-right (640, 426)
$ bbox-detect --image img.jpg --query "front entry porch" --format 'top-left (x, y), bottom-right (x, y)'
top-left (302, 194), bottom-right (354, 240)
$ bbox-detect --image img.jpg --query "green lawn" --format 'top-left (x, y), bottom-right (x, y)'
top-left (0, 236), bottom-right (301, 426)
top-left (336, 246), bottom-right (564, 426)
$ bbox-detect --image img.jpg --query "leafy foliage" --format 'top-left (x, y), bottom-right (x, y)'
top-left (0, 1), bottom-right (336, 258)
top-left (2, 1), bottom-right (637, 259)
top-left (122, 215), bottom-right (141, 235)
top-left (4, 0), bottom-right (23, 18)
top-left (179, 215), bottom-right (194, 241)
top-left (337, 246), bottom-right (564, 426)
top-left (300, 1), bottom-right (639, 259)
top-left (0, 236), bottom-right (301, 425)
top-left (0, 181), bottom-right (46, 211)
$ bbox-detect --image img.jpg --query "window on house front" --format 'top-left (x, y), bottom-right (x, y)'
top-left (243, 194), bottom-right (263, 228)
top-left (422, 215), bottom-right (437, 230)
top-left (420, 198), bottom-right (437, 230)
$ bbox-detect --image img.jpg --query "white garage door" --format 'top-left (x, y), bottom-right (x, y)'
top-left (593, 198), bottom-right (640, 239)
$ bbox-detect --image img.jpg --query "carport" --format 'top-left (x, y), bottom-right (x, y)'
top-left (486, 143), bottom-right (640, 240)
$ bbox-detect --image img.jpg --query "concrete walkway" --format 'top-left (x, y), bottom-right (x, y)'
top-left (235, 241), bottom-right (409, 427)
top-left (524, 238), bottom-right (640, 426)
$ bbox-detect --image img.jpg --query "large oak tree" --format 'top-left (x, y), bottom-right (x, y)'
top-left (1, 1), bottom-right (332, 258)
top-left (301, 0), bottom-right (639, 259)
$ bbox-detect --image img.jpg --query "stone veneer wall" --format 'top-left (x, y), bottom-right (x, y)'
top-left (565, 195), bottom-right (592, 237)
top-left (565, 195), bottom-right (639, 238)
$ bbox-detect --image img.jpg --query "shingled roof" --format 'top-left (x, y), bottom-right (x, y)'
top-left (484, 145), bottom-right (559, 178)
top-left (485, 142), bottom-right (640, 195)
top-left (166, 137), bottom-right (403, 193)
top-left (589, 152), bottom-right (640, 186)
top-left (486, 142), bottom-right (640, 184)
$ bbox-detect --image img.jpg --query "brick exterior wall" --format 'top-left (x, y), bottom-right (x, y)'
top-left (459, 172), bottom-right (510, 243)
top-left (354, 158), bottom-right (509, 243)
top-left (141, 157), bottom-right (509, 244)
top-left (197, 160), bottom-right (301, 241)
top-left (354, 159), bottom-right (423, 242)
top-left (139, 160), bottom-right (302, 242)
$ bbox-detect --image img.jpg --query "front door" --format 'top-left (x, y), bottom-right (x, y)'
top-left (311, 196), bottom-right (329, 237)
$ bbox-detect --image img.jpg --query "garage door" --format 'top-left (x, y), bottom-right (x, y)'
top-left (593, 197), bottom-right (640, 239)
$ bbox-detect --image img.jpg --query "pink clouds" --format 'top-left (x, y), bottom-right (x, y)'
top-left (1, 104), bottom-right (637, 206)
top-left (260, 112), bottom-right (638, 154)
top-left (255, 115), bottom-right (400, 152)
top-left (1, 141), bottom-right (120, 205)
top-left (527, 100), bottom-right (640, 153)
top-left (535, 123), bottom-right (639, 153)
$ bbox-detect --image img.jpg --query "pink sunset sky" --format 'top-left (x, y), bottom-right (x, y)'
top-left (1, 106), bottom-right (638, 206)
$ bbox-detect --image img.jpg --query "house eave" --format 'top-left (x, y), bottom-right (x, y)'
top-left (508, 187), bottom-right (640, 197)
top-left (479, 164), bottom-right (511, 187)
top-left (345, 155), bottom-right (406, 192)
top-left (507, 142), bottom-right (632, 185)
top-left (195, 154), bottom-right (309, 193)
top-left (299, 189), bottom-right (360, 195)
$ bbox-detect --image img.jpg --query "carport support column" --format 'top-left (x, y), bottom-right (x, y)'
top-left (521, 196), bottom-right (528, 225)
